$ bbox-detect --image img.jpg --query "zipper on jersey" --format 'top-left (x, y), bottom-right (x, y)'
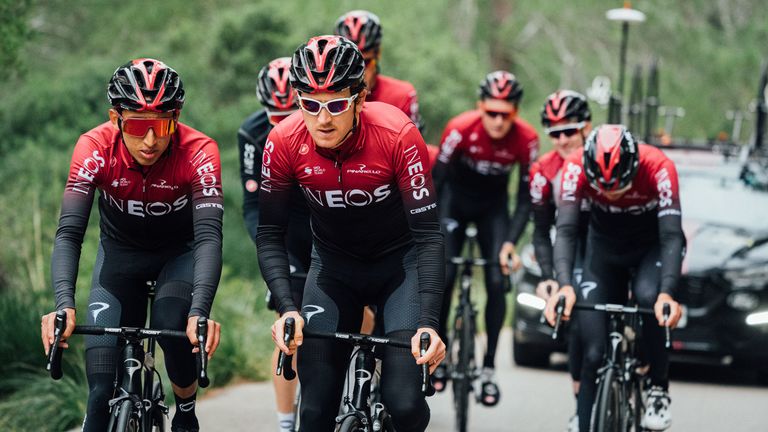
top-left (335, 160), bottom-right (342, 185)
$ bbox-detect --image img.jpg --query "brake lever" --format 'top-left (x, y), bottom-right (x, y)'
top-left (551, 295), bottom-right (566, 340)
top-left (420, 332), bottom-right (435, 396)
top-left (46, 310), bottom-right (67, 380)
top-left (196, 317), bottom-right (210, 388)
top-left (277, 317), bottom-right (296, 381)
top-left (662, 303), bottom-right (671, 349)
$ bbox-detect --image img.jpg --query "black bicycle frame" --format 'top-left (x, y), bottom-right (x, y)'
top-left (277, 319), bottom-right (433, 429)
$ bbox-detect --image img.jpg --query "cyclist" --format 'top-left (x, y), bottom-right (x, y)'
top-left (40, 58), bottom-right (223, 432)
top-left (335, 9), bottom-right (424, 131)
top-left (530, 90), bottom-right (592, 431)
top-left (257, 35), bottom-right (445, 432)
top-left (544, 124), bottom-right (685, 432)
top-left (238, 57), bottom-right (308, 432)
top-left (432, 70), bottom-right (539, 404)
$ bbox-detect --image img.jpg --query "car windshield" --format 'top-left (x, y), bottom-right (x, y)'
top-left (664, 148), bottom-right (768, 233)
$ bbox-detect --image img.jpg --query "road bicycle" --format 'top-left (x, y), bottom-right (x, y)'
top-left (552, 296), bottom-right (671, 432)
top-left (277, 317), bottom-right (434, 432)
top-left (446, 225), bottom-right (501, 432)
top-left (46, 285), bottom-right (210, 432)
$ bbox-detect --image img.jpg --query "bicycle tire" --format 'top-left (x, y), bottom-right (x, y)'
top-left (592, 367), bottom-right (622, 432)
top-left (452, 306), bottom-right (474, 432)
top-left (336, 415), bottom-right (366, 432)
top-left (630, 375), bottom-right (645, 432)
top-left (151, 381), bottom-right (167, 431)
top-left (113, 399), bottom-right (139, 432)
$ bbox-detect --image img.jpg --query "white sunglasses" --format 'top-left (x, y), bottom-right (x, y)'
top-left (297, 94), bottom-right (358, 116)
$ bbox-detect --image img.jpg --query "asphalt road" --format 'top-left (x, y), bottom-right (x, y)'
top-left (194, 329), bottom-right (768, 431)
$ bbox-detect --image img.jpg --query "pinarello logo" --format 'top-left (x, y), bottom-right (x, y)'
top-left (245, 179), bottom-right (258, 192)
top-left (299, 144), bottom-right (309, 155)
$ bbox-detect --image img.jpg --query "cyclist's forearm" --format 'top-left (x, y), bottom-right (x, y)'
top-left (51, 193), bottom-right (93, 310)
top-left (190, 206), bottom-right (223, 317)
top-left (554, 204), bottom-right (581, 287)
top-left (532, 203), bottom-right (556, 279)
top-left (507, 165), bottom-right (532, 244)
top-left (243, 201), bottom-right (260, 245)
top-left (257, 225), bottom-right (297, 314)
top-left (658, 214), bottom-right (685, 297)
top-left (413, 225), bottom-right (444, 329)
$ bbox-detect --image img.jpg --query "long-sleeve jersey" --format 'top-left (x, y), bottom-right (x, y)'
top-left (529, 150), bottom-right (590, 280)
top-left (432, 110), bottom-right (539, 244)
top-left (553, 144), bottom-right (685, 296)
top-left (237, 110), bottom-right (310, 243)
top-left (256, 102), bottom-right (444, 328)
top-left (368, 74), bottom-right (423, 131)
top-left (52, 122), bottom-right (224, 317)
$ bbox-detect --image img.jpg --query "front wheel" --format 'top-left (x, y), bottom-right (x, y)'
top-left (592, 368), bottom-right (622, 432)
top-left (113, 399), bottom-right (139, 432)
top-left (336, 414), bottom-right (366, 432)
top-left (452, 306), bottom-right (474, 432)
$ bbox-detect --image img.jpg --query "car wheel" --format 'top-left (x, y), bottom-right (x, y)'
top-left (512, 338), bottom-right (551, 367)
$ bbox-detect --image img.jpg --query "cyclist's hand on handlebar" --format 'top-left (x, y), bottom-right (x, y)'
top-left (41, 308), bottom-right (75, 356)
top-left (654, 293), bottom-right (682, 328)
top-left (188, 316), bottom-right (221, 359)
top-left (498, 241), bottom-right (521, 276)
top-left (412, 327), bottom-right (445, 375)
top-left (544, 285), bottom-right (576, 326)
top-left (535, 279), bottom-right (559, 300)
top-left (273, 311), bottom-right (304, 355)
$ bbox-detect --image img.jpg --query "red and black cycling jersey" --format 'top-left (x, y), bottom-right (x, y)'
top-left (432, 110), bottom-right (539, 244)
top-left (238, 110), bottom-right (310, 243)
top-left (368, 74), bottom-right (423, 131)
top-left (529, 150), bottom-right (590, 280)
top-left (256, 102), bottom-right (444, 328)
top-left (52, 122), bottom-right (224, 317)
top-left (554, 144), bottom-right (685, 295)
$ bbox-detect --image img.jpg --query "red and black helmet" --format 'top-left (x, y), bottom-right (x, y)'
top-left (478, 71), bottom-right (523, 103)
top-left (583, 124), bottom-right (640, 192)
top-left (290, 35), bottom-right (366, 94)
top-left (107, 58), bottom-right (184, 112)
top-left (541, 90), bottom-right (591, 127)
top-left (257, 57), bottom-right (297, 112)
top-left (334, 10), bottom-right (383, 53)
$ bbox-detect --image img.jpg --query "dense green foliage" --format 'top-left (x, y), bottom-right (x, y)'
top-left (0, 0), bottom-right (765, 429)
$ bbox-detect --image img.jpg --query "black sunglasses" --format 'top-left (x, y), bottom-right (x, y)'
top-left (545, 122), bottom-right (586, 139)
top-left (484, 110), bottom-right (512, 119)
top-left (548, 128), bottom-right (580, 138)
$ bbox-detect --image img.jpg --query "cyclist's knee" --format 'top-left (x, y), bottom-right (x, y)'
top-left (633, 286), bottom-right (658, 308)
top-left (386, 397), bottom-right (430, 432)
top-left (583, 343), bottom-right (604, 372)
top-left (85, 349), bottom-right (115, 432)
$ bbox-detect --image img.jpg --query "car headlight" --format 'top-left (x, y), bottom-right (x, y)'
top-left (723, 266), bottom-right (768, 289)
top-left (726, 291), bottom-right (760, 311)
top-left (746, 310), bottom-right (768, 326)
top-left (516, 293), bottom-right (546, 310)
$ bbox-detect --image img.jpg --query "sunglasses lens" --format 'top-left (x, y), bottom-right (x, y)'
top-left (122, 118), bottom-right (175, 137)
top-left (548, 128), bottom-right (579, 139)
top-left (327, 99), bottom-right (350, 114)
top-left (485, 110), bottom-right (511, 119)
top-left (299, 98), bottom-right (321, 114)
